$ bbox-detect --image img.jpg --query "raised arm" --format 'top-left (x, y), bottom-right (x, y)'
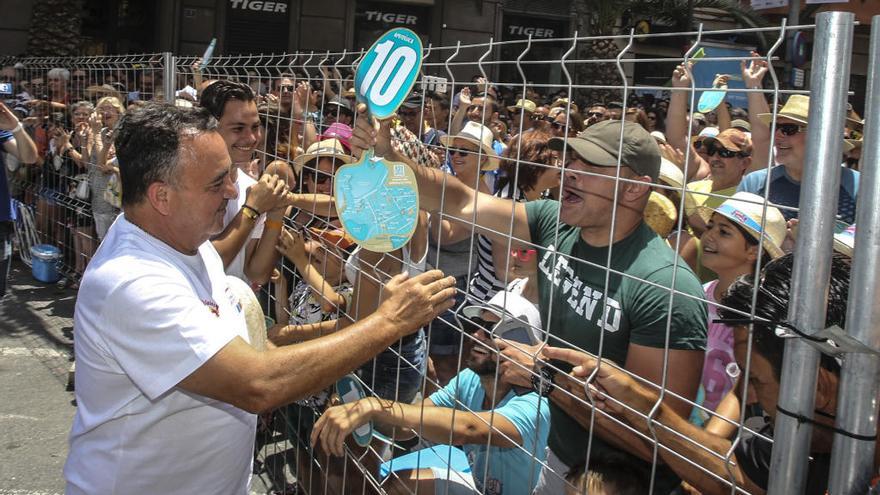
top-left (666, 63), bottom-right (694, 154)
top-left (349, 104), bottom-right (532, 247)
top-left (741, 53), bottom-right (772, 173)
top-left (311, 395), bottom-right (522, 457)
top-left (0, 103), bottom-right (38, 164)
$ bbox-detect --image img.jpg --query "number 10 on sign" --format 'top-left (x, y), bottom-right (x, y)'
top-left (356, 28), bottom-right (423, 120)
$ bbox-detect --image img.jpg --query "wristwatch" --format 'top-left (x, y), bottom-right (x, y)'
top-left (531, 364), bottom-right (558, 398)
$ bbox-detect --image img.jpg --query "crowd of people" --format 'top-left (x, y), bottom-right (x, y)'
top-left (0, 51), bottom-right (874, 495)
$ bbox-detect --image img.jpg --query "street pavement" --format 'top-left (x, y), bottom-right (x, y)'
top-left (0, 261), bottom-right (292, 494)
top-left (0, 262), bottom-right (75, 495)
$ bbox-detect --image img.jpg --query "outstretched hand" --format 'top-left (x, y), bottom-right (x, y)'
top-left (741, 51), bottom-right (768, 89)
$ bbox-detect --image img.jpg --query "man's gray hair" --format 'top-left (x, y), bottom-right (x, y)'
top-left (47, 68), bottom-right (70, 81)
top-left (114, 103), bottom-right (218, 207)
top-left (70, 100), bottom-right (94, 114)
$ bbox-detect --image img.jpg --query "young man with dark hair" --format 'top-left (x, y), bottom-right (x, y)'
top-left (541, 253), bottom-right (869, 495)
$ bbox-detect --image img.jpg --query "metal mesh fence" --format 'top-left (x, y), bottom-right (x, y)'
top-left (2, 12), bottom-right (877, 494)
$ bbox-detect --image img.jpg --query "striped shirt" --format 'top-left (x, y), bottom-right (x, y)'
top-left (466, 183), bottom-right (526, 303)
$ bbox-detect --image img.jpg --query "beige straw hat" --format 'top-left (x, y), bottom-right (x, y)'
top-left (701, 191), bottom-right (787, 259)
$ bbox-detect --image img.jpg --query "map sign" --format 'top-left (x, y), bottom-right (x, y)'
top-left (355, 27), bottom-right (423, 119)
top-left (334, 150), bottom-right (419, 253)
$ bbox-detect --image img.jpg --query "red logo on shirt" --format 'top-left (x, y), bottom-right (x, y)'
top-left (202, 299), bottom-right (220, 317)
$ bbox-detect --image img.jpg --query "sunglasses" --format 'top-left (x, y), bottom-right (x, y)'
top-left (511, 248), bottom-right (537, 262)
top-left (461, 316), bottom-right (496, 334)
top-left (776, 123), bottom-right (807, 136)
top-left (449, 148), bottom-right (477, 157)
top-left (587, 111), bottom-right (604, 118)
top-left (309, 170), bottom-right (334, 184)
top-left (704, 144), bottom-right (746, 159)
top-left (398, 110), bottom-right (421, 118)
top-left (279, 85), bottom-right (295, 93)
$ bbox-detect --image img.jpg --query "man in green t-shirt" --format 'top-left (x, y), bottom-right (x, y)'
top-left (350, 110), bottom-right (707, 494)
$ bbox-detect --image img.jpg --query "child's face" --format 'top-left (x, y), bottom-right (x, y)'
top-left (700, 213), bottom-right (758, 274)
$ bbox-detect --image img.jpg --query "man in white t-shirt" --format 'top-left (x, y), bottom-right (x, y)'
top-left (65, 103), bottom-right (458, 494)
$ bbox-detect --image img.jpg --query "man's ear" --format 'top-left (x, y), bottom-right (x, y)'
top-left (623, 175), bottom-right (653, 202)
top-left (146, 181), bottom-right (172, 216)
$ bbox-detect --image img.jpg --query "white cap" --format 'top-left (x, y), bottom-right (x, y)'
top-left (461, 279), bottom-right (544, 345)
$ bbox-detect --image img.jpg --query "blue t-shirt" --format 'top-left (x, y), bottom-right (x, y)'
top-left (0, 130), bottom-right (14, 222)
top-left (738, 165), bottom-right (859, 224)
top-left (429, 369), bottom-right (550, 495)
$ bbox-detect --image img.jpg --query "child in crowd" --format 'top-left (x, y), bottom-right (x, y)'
top-left (690, 192), bottom-right (785, 436)
top-left (564, 452), bottom-right (650, 495)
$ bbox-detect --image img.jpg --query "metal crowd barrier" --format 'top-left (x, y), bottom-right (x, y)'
top-left (1, 13), bottom-right (876, 494)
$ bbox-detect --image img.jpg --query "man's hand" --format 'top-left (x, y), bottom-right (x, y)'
top-left (378, 270), bottom-right (457, 338)
top-left (293, 82), bottom-right (310, 116)
top-left (350, 103), bottom-right (394, 159)
top-left (741, 51), bottom-right (768, 89)
top-left (712, 74), bottom-right (731, 89)
top-left (671, 62), bottom-right (694, 88)
top-left (0, 102), bottom-right (21, 131)
top-left (495, 339), bottom-right (542, 388)
top-left (311, 397), bottom-right (379, 457)
top-left (458, 87), bottom-right (472, 107)
top-left (541, 346), bottom-right (653, 420)
top-left (245, 173), bottom-right (289, 214)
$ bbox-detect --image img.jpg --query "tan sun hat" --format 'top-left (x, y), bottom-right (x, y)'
top-left (644, 191), bottom-right (678, 238)
top-left (291, 138), bottom-right (354, 174)
top-left (440, 121), bottom-right (500, 171)
top-left (226, 276), bottom-right (267, 351)
top-left (507, 99), bottom-right (536, 114)
top-left (658, 157), bottom-right (684, 191)
top-left (701, 191), bottom-right (787, 259)
top-left (758, 94), bottom-right (853, 152)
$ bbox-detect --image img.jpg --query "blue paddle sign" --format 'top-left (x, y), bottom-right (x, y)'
top-left (355, 28), bottom-right (423, 119)
top-left (335, 374), bottom-right (374, 447)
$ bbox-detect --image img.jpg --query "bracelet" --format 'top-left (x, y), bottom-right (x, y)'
top-left (241, 204), bottom-right (261, 220)
top-left (265, 219), bottom-right (283, 231)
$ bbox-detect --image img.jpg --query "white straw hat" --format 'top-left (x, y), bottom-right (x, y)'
top-left (702, 191), bottom-right (787, 259)
top-left (291, 138), bottom-right (354, 174)
top-left (440, 121), bottom-right (500, 171)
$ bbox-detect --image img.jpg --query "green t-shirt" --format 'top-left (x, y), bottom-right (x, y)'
top-left (525, 199), bottom-right (708, 481)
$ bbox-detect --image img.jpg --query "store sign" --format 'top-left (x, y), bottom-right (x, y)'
top-left (356, 2), bottom-right (429, 32)
top-left (228, 0), bottom-right (288, 13)
top-left (225, 0), bottom-right (289, 54)
top-left (502, 15), bottom-right (566, 41)
top-left (750, 0), bottom-right (788, 9)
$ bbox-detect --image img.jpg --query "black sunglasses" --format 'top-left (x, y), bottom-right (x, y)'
top-left (448, 148), bottom-right (477, 157)
top-left (587, 111), bottom-right (604, 118)
top-left (279, 85), bottom-right (295, 93)
top-left (776, 123), bottom-right (807, 136)
top-left (705, 144), bottom-right (746, 159)
top-left (461, 316), bottom-right (495, 334)
top-left (309, 170), bottom-right (334, 184)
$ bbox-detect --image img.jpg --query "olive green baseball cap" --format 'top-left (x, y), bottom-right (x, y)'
top-left (548, 119), bottom-right (661, 182)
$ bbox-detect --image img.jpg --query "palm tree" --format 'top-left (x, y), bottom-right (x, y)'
top-left (570, 0), bottom-right (768, 104)
top-left (25, 0), bottom-right (85, 57)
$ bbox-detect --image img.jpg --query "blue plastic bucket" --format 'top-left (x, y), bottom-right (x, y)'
top-left (30, 244), bottom-right (61, 283)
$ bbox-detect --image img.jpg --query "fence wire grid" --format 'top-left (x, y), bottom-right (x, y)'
top-left (1, 12), bottom-right (878, 495)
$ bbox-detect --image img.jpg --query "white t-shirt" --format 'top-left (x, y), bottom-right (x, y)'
top-left (222, 172), bottom-right (265, 282)
top-left (65, 215), bottom-right (257, 495)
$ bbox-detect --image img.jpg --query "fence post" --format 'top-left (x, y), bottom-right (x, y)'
top-left (767, 11), bottom-right (854, 494)
top-left (163, 52), bottom-right (175, 104)
top-left (827, 14), bottom-right (880, 494)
